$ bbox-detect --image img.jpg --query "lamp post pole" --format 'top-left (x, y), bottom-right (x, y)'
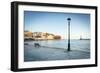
top-left (67, 18), bottom-right (71, 51)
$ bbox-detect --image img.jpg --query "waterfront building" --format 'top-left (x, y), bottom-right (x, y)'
top-left (24, 31), bottom-right (61, 40)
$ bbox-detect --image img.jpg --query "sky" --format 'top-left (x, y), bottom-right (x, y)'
top-left (24, 11), bottom-right (90, 39)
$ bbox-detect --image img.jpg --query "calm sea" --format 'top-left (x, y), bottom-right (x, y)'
top-left (25, 39), bottom-right (90, 52)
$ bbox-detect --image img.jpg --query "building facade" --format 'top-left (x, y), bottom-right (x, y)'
top-left (24, 31), bottom-right (61, 40)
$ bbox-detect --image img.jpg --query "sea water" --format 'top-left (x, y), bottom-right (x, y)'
top-left (25, 39), bottom-right (90, 52)
top-left (24, 39), bottom-right (90, 61)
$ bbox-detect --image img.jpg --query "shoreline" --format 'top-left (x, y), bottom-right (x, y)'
top-left (24, 39), bottom-right (90, 41)
top-left (24, 44), bottom-right (90, 62)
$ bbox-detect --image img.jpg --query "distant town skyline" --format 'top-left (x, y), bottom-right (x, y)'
top-left (24, 11), bottom-right (90, 39)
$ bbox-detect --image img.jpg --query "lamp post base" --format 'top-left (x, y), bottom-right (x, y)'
top-left (67, 49), bottom-right (70, 51)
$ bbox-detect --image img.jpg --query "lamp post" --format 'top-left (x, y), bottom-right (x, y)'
top-left (67, 18), bottom-right (71, 51)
